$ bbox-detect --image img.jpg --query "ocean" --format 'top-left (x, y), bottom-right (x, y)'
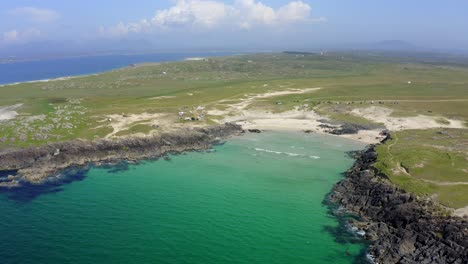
top-left (0, 131), bottom-right (368, 264)
top-left (0, 52), bottom-right (236, 85)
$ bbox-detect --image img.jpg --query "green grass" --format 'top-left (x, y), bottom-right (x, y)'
top-left (314, 104), bottom-right (384, 127)
top-left (374, 128), bottom-right (468, 209)
top-left (1, 51), bottom-right (467, 209)
top-left (1, 52), bottom-right (467, 147)
top-left (114, 124), bottom-right (155, 137)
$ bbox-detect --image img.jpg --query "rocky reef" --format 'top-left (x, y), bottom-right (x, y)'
top-left (330, 144), bottom-right (467, 264)
top-left (0, 123), bottom-right (243, 187)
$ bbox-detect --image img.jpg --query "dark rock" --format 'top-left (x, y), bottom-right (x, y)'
top-left (328, 123), bottom-right (379, 135)
top-left (0, 123), bottom-right (243, 188)
top-left (247, 129), bottom-right (261, 133)
top-left (329, 146), bottom-right (468, 264)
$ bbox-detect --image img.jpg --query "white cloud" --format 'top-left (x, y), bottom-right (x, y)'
top-left (2, 28), bottom-right (41, 44)
top-left (3, 30), bottom-right (19, 43)
top-left (153, 0), bottom-right (231, 28)
top-left (8, 7), bottom-right (60, 23)
top-left (100, 0), bottom-right (324, 37)
top-left (277, 1), bottom-right (312, 23)
top-left (235, 0), bottom-right (276, 28)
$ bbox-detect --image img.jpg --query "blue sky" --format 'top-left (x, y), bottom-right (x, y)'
top-left (1, 0), bottom-right (468, 54)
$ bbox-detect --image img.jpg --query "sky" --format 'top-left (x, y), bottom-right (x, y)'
top-left (1, 0), bottom-right (468, 56)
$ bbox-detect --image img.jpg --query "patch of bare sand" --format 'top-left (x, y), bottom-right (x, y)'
top-left (208, 88), bottom-right (383, 144)
top-left (208, 88), bottom-right (322, 116)
top-left (148, 96), bottom-right (176, 100)
top-left (100, 113), bottom-right (168, 138)
top-left (454, 206), bottom-right (468, 217)
top-left (221, 109), bottom-right (383, 144)
top-left (350, 106), bottom-right (465, 130)
top-left (0, 104), bottom-right (22, 121)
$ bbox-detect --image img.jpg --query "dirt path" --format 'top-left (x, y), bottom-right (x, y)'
top-left (420, 179), bottom-right (468, 186)
top-left (98, 113), bottom-right (167, 138)
top-left (209, 87), bottom-right (322, 116)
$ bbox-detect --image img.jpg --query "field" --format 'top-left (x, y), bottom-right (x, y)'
top-left (374, 128), bottom-right (468, 209)
top-left (0, 51), bottom-right (467, 211)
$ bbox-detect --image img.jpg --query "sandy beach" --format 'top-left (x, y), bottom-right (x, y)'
top-left (205, 88), bottom-right (465, 144)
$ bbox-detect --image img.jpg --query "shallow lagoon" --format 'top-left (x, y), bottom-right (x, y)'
top-left (0, 132), bottom-right (368, 264)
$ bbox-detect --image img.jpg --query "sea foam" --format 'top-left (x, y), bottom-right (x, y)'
top-left (254, 148), bottom-right (320, 159)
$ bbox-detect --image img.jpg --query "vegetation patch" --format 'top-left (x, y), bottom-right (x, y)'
top-left (374, 128), bottom-right (468, 208)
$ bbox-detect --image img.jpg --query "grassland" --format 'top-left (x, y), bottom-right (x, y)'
top-left (1, 51), bottom-right (467, 210)
top-left (374, 128), bottom-right (468, 209)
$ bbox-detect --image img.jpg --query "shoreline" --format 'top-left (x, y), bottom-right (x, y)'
top-left (0, 123), bottom-right (373, 189)
top-left (0, 123), bottom-right (243, 188)
top-left (0, 122), bottom-right (385, 188)
top-left (231, 118), bottom-right (386, 145)
top-left (0, 52), bottom-right (243, 87)
top-left (1, 123), bottom-right (466, 262)
top-left (329, 141), bottom-right (467, 264)
top-left (239, 123), bottom-right (384, 145)
top-left (0, 74), bottom-right (100, 87)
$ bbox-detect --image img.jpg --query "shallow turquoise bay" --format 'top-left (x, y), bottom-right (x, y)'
top-left (0, 132), bottom-right (367, 264)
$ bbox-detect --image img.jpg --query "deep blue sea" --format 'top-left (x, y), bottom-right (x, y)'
top-left (0, 52), bottom-right (236, 85)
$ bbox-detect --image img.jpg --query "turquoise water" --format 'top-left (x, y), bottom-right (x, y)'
top-left (0, 132), bottom-right (367, 264)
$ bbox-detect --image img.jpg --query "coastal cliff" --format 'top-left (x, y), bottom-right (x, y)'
top-left (330, 144), bottom-right (467, 264)
top-left (0, 123), bottom-right (243, 187)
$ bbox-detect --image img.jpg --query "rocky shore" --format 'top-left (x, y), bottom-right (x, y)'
top-left (0, 123), bottom-right (243, 187)
top-left (330, 143), bottom-right (467, 264)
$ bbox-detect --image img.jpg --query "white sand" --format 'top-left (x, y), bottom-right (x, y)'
top-left (209, 88), bottom-right (322, 116)
top-left (0, 104), bottom-right (22, 121)
top-left (350, 106), bottom-right (464, 130)
top-left (208, 88), bottom-right (385, 144)
top-left (454, 206), bottom-right (468, 217)
top-left (100, 113), bottom-right (167, 138)
top-left (185, 57), bottom-right (205, 61)
top-left (223, 109), bottom-right (384, 144)
top-left (149, 96), bottom-right (176, 100)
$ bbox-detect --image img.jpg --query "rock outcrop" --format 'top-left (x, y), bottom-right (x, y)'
top-left (0, 123), bottom-right (243, 187)
top-left (247, 129), bottom-right (262, 133)
top-left (329, 145), bottom-right (468, 264)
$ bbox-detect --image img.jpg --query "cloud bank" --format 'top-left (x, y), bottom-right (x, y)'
top-left (8, 7), bottom-right (60, 23)
top-left (1, 7), bottom-right (59, 45)
top-left (2, 28), bottom-right (41, 44)
top-left (100, 0), bottom-right (325, 37)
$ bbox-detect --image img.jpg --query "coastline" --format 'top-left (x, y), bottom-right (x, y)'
top-left (1, 122), bottom-right (466, 263)
top-left (329, 140), bottom-right (468, 264)
top-left (0, 116), bottom-right (386, 189)
top-left (237, 122), bottom-right (384, 145)
top-left (0, 52), bottom-right (237, 86)
top-left (0, 74), bottom-right (100, 87)
top-left (0, 123), bottom-right (243, 187)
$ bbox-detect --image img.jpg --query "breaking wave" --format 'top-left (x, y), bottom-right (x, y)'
top-left (254, 148), bottom-right (320, 159)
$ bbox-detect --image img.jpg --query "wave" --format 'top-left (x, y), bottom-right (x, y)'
top-left (254, 148), bottom-right (320, 159)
